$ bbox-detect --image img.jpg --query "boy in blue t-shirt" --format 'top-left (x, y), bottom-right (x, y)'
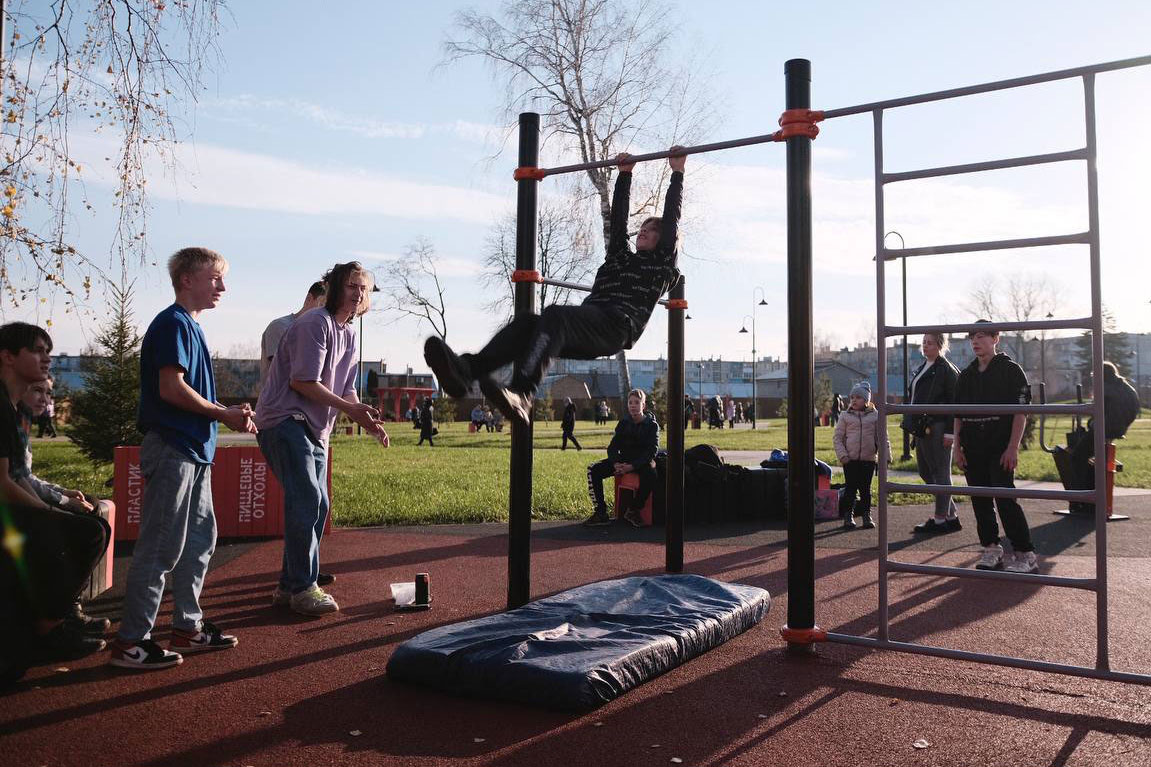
top-left (110, 247), bottom-right (257, 671)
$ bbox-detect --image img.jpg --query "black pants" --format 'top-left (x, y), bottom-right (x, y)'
top-left (587, 458), bottom-right (656, 514)
top-left (562, 430), bottom-right (582, 450)
top-left (839, 460), bottom-right (876, 515)
top-left (963, 444), bottom-right (1034, 552)
top-left (0, 504), bottom-right (108, 621)
top-left (467, 304), bottom-right (631, 394)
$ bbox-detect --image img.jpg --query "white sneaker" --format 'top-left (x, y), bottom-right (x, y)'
top-left (290, 585), bottom-right (339, 616)
top-left (1004, 550), bottom-right (1039, 574)
top-left (975, 544), bottom-right (1004, 571)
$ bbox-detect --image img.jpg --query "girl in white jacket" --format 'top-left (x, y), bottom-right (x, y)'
top-left (833, 382), bottom-right (891, 530)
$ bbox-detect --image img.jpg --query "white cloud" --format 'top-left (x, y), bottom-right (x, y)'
top-left (68, 133), bottom-right (510, 224)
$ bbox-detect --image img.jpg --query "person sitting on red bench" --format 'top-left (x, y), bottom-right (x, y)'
top-left (584, 389), bottom-right (659, 529)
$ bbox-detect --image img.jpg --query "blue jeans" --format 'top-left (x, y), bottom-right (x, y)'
top-left (118, 432), bottom-right (216, 641)
top-left (257, 418), bottom-right (329, 594)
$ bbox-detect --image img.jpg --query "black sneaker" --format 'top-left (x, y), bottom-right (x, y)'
top-left (583, 510), bottom-right (612, 527)
top-left (65, 601), bottom-right (111, 636)
top-left (109, 638), bottom-right (183, 670)
top-left (623, 508), bottom-right (645, 529)
top-left (913, 517), bottom-right (953, 535)
top-left (169, 621), bottom-right (238, 655)
top-left (479, 376), bottom-right (532, 427)
top-left (317, 572), bottom-right (336, 587)
top-left (35, 622), bottom-right (106, 661)
top-left (945, 516), bottom-right (963, 532)
top-left (423, 337), bottom-right (472, 398)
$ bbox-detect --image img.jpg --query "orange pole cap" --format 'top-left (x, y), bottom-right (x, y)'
top-left (511, 269), bottom-right (542, 283)
top-left (779, 624), bottom-right (828, 644)
top-left (513, 167), bottom-right (548, 181)
top-left (664, 298), bottom-right (689, 310)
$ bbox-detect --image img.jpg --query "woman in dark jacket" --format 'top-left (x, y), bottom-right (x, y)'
top-left (907, 332), bottom-right (962, 534)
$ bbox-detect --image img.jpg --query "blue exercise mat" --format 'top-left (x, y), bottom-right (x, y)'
top-left (386, 574), bottom-right (770, 711)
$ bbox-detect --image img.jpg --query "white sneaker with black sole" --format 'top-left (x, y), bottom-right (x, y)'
top-left (109, 638), bottom-right (183, 670)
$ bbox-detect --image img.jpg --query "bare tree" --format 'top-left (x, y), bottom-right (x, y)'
top-left (377, 237), bottom-right (450, 341)
top-left (481, 194), bottom-right (597, 318)
top-left (963, 273), bottom-right (1062, 369)
top-left (1, 0), bottom-right (224, 306)
top-left (446, 0), bottom-right (715, 393)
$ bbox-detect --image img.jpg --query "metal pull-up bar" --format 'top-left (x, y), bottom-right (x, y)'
top-left (513, 110), bottom-right (824, 180)
top-left (510, 269), bottom-right (685, 309)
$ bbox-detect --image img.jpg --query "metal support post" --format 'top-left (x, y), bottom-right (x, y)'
top-left (781, 58), bottom-right (820, 651)
top-left (507, 112), bottom-right (539, 610)
top-left (666, 277), bottom-right (686, 572)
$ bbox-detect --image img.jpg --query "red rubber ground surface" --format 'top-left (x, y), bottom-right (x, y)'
top-left (3, 501), bottom-right (1150, 767)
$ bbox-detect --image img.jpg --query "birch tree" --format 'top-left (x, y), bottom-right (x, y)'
top-left (446, 0), bottom-right (714, 392)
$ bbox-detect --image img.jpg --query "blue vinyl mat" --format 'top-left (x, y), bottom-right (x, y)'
top-left (386, 574), bottom-right (771, 711)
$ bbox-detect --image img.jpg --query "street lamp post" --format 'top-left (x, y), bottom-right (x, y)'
top-left (738, 288), bottom-right (768, 429)
top-left (698, 361), bottom-right (705, 428)
top-left (885, 231), bottom-right (910, 460)
top-left (1041, 311), bottom-right (1054, 389)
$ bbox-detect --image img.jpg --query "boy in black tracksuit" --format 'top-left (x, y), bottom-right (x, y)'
top-left (585, 389), bottom-right (659, 528)
top-left (560, 397), bottom-right (582, 451)
top-left (424, 148), bottom-right (686, 427)
top-left (954, 322), bottom-right (1037, 573)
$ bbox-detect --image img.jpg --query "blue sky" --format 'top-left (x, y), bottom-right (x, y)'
top-left (16, 0), bottom-right (1151, 374)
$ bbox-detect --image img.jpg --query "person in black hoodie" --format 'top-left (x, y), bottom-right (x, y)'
top-left (953, 321), bottom-right (1037, 574)
top-left (584, 389), bottom-right (659, 529)
top-left (1068, 360), bottom-right (1141, 512)
top-left (560, 397), bottom-right (582, 451)
top-left (907, 332), bottom-right (962, 535)
top-left (423, 148), bottom-right (687, 427)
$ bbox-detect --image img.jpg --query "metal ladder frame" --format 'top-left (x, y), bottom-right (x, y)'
top-left (820, 55), bottom-right (1151, 685)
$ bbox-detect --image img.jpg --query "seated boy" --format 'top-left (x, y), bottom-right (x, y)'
top-left (17, 375), bottom-right (112, 635)
top-left (585, 389), bottom-right (660, 528)
top-left (424, 148), bottom-right (686, 426)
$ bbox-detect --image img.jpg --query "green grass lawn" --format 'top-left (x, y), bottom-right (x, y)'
top-left (27, 413), bottom-right (1151, 527)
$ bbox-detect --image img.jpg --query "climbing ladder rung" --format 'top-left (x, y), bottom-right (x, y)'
top-left (883, 148), bottom-right (1088, 183)
top-left (885, 560), bottom-right (1097, 589)
top-left (883, 232), bottom-right (1089, 259)
top-left (886, 482), bottom-right (1096, 503)
top-left (883, 317), bottom-right (1093, 337)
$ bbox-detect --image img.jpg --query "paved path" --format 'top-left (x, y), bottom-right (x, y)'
top-left (719, 450), bottom-right (1151, 496)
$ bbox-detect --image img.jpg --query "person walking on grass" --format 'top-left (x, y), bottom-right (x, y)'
top-left (953, 320), bottom-right (1038, 573)
top-left (833, 382), bottom-right (889, 530)
top-left (424, 148), bottom-right (687, 427)
top-left (561, 397), bottom-right (582, 451)
top-left (584, 389), bottom-right (659, 529)
top-left (111, 248), bottom-right (257, 670)
top-left (255, 261), bottom-right (390, 617)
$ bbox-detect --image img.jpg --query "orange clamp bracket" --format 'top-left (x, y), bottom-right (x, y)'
top-left (513, 167), bottom-right (548, 181)
top-left (664, 298), bottom-right (689, 310)
top-left (772, 109), bottom-right (825, 141)
top-left (511, 269), bottom-right (542, 283)
top-left (779, 624), bottom-right (828, 644)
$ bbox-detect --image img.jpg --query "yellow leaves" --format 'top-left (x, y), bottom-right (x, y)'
top-left (1, 205), bottom-right (14, 218)
top-left (3, 187), bottom-right (16, 198)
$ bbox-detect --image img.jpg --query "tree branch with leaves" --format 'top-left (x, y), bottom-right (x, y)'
top-left (1, 0), bottom-right (224, 310)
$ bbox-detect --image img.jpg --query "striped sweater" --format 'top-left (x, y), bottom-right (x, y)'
top-left (582, 170), bottom-right (683, 347)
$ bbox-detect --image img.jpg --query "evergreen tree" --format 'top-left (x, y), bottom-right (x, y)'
top-left (1072, 308), bottom-right (1132, 382)
top-left (69, 284), bottom-right (142, 463)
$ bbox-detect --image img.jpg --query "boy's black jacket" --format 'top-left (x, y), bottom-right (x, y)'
top-left (607, 412), bottom-right (660, 467)
top-left (583, 170), bottom-right (683, 347)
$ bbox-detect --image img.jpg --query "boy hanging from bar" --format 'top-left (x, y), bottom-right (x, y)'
top-left (424, 147), bottom-right (687, 426)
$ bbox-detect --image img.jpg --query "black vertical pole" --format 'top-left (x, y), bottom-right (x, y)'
top-left (507, 112), bottom-right (539, 609)
top-left (782, 59), bottom-right (820, 651)
top-left (666, 276), bottom-right (686, 573)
